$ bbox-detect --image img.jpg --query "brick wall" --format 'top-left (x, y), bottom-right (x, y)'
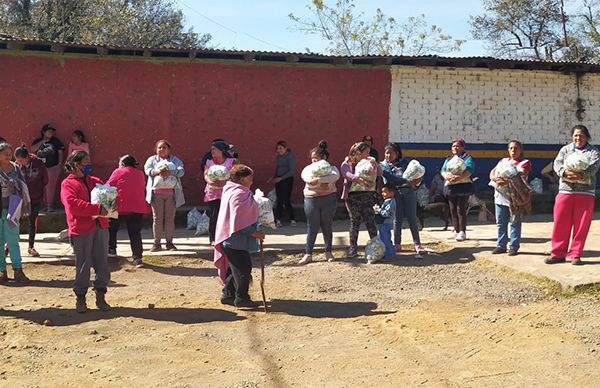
top-left (389, 66), bottom-right (600, 144)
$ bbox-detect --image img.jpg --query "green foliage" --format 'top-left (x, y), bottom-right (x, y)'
top-left (471, 0), bottom-right (600, 61)
top-left (0, 0), bottom-right (211, 48)
top-left (289, 0), bottom-right (464, 56)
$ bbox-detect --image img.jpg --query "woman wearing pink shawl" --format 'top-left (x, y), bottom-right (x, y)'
top-left (214, 165), bottom-right (265, 308)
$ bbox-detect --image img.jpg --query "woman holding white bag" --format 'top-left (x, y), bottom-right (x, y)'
top-left (60, 151), bottom-right (111, 313)
top-left (441, 139), bottom-right (475, 241)
top-left (298, 141), bottom-right (340, 264)
top-left (489, 140), bottom-right (532, 256)
top-left (204, 140), bottom-right (237, 245)
top-left (546, 125), bottom-right (600, 265)
top-left (144, 139), bottom-right (185, 252)
top-left (380, 143), bottom-right (426, 258)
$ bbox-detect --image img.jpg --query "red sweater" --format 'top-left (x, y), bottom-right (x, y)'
top-left (60, 174), bottom-right (109, 235)
top-left (106, 166), bottom-right (150, 215)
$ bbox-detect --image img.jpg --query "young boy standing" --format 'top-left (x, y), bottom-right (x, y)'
top-left (374, 184), bottom-right (397, 260)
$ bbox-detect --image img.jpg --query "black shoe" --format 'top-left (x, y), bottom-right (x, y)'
top-left (570, 257), bottom-right (583, 266)
top-left (76, 295), bottom-right (87, 313)
top-left (94, 290), bottom-right (112, 311)
top-left (108, 248), bottom-right (117, 257)
top-left (234, 298), bottom-right (260, 308)
top-left (149, 244), bottom-right (162, 252)
top-left (544, 257), bottom-right (566, 264)
top-left (133, 258), bottom-right (144, 268)
top-left (220, 296), bottom-right (235, 306)
top-left (165, 242), bottom-right (177, 251)
top-left (492, 247), bottom-right (506, 254)
top-left (507, 250), bottom-right (518, 256)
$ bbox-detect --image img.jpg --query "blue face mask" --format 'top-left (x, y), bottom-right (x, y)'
top-left (81, 164), bottom-right (93, 176)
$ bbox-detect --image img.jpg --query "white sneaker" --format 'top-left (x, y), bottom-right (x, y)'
top-left (447, 232), bottom-right (458, 240)
top-left (298, 254), bottom-right (312, 265)
top-left (456, 231), bottom-right (467, 241)
top-left (325, 252), bottom-right (335, 262)
top-left (275, 220), bottom-right (283, 228)
top-left (290, 220), bottom-right (297, 226)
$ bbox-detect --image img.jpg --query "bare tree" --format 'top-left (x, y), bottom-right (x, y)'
top-left (289, 0), bottom-right (464, 56)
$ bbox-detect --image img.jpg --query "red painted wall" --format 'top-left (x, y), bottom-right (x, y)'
top-left (0, 52), bottom-right (390, 204)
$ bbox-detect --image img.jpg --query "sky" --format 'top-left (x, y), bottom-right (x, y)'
top-left (176, 0), bottom-right (489, 56)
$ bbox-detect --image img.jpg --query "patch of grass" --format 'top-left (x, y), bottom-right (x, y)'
top-left (472, 258), bottom-right (600, 298)
top-left (142, 256), bottom-right (170, 266)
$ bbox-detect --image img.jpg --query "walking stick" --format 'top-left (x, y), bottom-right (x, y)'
top-left (259, 240), bottom-right (268, 313)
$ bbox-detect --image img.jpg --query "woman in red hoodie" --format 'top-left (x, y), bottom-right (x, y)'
top-left (14, 145), bottom-right (48, 257)
top-left (60, 151), bottom-right (111, 313)
top-left (107, 155), bottom-right (150, 267)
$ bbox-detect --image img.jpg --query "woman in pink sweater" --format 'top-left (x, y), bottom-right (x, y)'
top-left (107, 155), bottom-right (150, 268)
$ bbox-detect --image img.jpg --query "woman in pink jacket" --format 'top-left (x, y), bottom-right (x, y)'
top-left (107, 155), bottom-right (150, 268)
top-left (60, 151), bottom-right (111, 314)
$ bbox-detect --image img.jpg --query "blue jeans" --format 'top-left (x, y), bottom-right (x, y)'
top-left (0, 208), bottom-right (23, 271)
top-left (377, 223), bottom-right (395, 259)
top-left (495, 204), bottom-right (522, 251)
top-left (304, 194), bottom-right (337, 254)
top-left (394, 190), bottom-right (421, 246)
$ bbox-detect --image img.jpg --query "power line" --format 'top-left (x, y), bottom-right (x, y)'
top-left (176, 0), bottom-right (289, 51)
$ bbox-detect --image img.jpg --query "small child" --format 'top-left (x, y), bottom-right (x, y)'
top-left (373, 184), bottom-right (397, 260)
top-left (68, 130), bottom-right (90, 157)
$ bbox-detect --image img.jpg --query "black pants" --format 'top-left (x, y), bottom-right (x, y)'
top-left (275, 177), bottom-right (295, 222)
top-left (207, 199), bottom-right (221, 243)
top-left (447, 196), bottom-right (469, 233)
top-left (28, 203), bottom-right (41, 248)
top-left (222, 245), bottom-right (252, 301)
top-left (108, 213), bottom-right (144, 260)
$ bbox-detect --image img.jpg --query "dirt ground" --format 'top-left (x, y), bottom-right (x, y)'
top-left (1, 246), bottom-right (600, 388)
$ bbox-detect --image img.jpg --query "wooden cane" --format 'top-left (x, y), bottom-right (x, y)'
top-left (259, 240), bottom-right (268, 313)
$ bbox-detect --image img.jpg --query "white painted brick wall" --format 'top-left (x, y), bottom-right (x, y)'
top-left (388, 66), bottom-right (600, 144)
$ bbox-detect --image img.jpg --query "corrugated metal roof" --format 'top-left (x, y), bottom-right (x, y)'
top-left (1, 36), bottom-right (598, 72)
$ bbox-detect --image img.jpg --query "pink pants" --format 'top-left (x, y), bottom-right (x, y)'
top-left (551, 193), bottom-right (595, 259)
top-left (44, 165), bottom-right (61, 208)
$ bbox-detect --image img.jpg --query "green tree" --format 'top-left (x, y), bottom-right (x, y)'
top-left (0, 0), bottom-right (211, 48)
top-left (469, 0), bottom-right (600, 61)
top-left (289, 0), bottom-right (464, 56)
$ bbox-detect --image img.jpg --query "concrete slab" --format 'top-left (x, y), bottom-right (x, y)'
top-left (8, 214), bottom-right (600, 290)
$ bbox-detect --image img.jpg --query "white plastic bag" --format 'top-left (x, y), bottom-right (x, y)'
top-left (153, 160), bottom-right (178, 189)
top-left (402, 159), bottom-right (426, 181)
top-left (365, 236), bottom-right (385, 264)
top-left (267, 189), bottom-right (277, 209)
top-left (350, 158), bottom-right (377, 191)
top-left (495, 159), bottom-right (518, 178)
top-left (186, 207), bottom-right (202, 230)
top-left (530, 178), bottom-right (543, 194)
top-left (416, 184), bottom-right (430, 207)
top-left (207, 164), bottom-right (230, 182)
top-left (254, 189), bottom-right (276, 229)
top-left (91, 184), bottom-right (118, 219)
top-left (195, 211), bottom-right (210, 236)
top-left (446, 155), bottom-right (467, 175)
top-left (311, 160), bottom-right (332, 177)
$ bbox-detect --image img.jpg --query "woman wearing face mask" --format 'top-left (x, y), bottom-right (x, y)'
top-left (298, 140), bottom-right (340, 264)
top-left (60, 151), bottom-right (111, 313)
top-left (267, 140), bottom-right (297, 227)
top-left (0, 142), bottom-right (31, 282)
top-left (546, 125), bottom-right (600, 265)
top-left (144, 140), bottom-right (185, 252)
top-left (214, 164), bottom-right (265, 308)
top-left (14, 144), bottom-right (48, 257)
top-left (107, 155), bottom-right (150, 268)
